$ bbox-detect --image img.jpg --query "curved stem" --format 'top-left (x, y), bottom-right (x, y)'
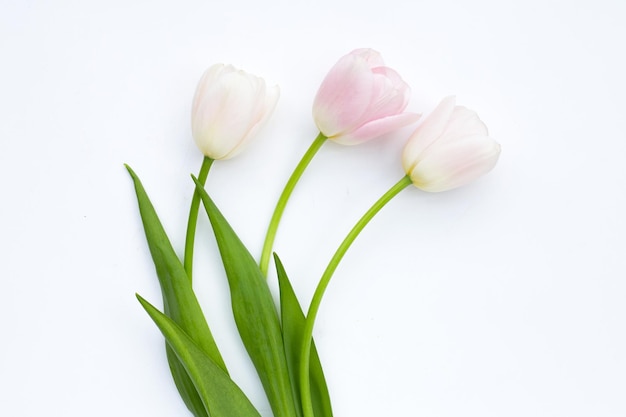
top-left (259, 132), bottom-right (327, 276)
top-left (184, 156), bottom-right (214, 281)
top-left (299, 175), bottom-right (413, 417)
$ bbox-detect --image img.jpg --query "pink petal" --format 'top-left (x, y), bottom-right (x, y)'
top-left (359, 67), bottom-right (411, 122)
top-left (350, 48), bottom-right (385, 68)
top-left (332, 112), bottom-right (421, 145)
top-left (313, 54), bottom-right (375, 136)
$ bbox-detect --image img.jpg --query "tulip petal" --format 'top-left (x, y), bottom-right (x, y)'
top-left (363, 67), bottom-right (411, 122)
top-left (223, 83), bottom-right (280, 159)
top-left (194, 72), bottom-right (260, 158)
top-left (402, 96), bottom-right (457, 172)
top-left (191, 64), bottom-right (227, 117)
top-left (437, 105), bottom-right (488, 145)
top-left (350, 48), bottom-right (385, 67)
top-left (334, 112), bottom-right (421, 145)
top-left (313, 48), bottom-right (415, 145)
top-left (313, 53), bottom-right (376, 137)
top-left (408, 134), bottom-right (501, 192)
top-left (191, 64), bottom-right (278, 160)
top-left (216, 74), bottom-right (264, 156)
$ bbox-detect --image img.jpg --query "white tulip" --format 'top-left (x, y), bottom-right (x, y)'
top-left (191, 64), bottom-right (279, 159)
top-left (402, 96), bottom-right (501, 192)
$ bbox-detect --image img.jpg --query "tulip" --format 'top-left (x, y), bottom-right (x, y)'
top-left (312, 48), bottom-right (419, 145)
top-left (402, 96), bottom-right (501, 192)
top-left (191, 64), bottom-right (279, 160)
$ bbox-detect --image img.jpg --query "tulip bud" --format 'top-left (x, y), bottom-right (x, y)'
top-left (402, 96), bottom-right (501, 192)
top-left (312, 49), bottom-right (419, 145)
top-left (191, 64), bottom-right (279, 160)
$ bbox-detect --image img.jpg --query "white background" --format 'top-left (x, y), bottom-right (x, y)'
top-left (1, 0), bottom-right (625, 416)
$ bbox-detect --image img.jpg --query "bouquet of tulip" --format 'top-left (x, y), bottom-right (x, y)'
top-left (126, 49), bottom-right (501, 417)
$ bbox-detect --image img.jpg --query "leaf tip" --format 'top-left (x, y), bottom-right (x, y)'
top-left (124, 163), bottom-right (136, 176)
top-left (135, 293), bottom-right (150, 309)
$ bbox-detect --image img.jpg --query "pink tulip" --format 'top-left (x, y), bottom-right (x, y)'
top-left (191, 64), bottom-right (279, 160)
top-left (312, 49), bottom-right (419, 145)
top-left (402, 96), bottom-right (501, 192)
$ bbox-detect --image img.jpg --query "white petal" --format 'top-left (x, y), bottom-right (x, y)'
top-left (222, 83), bottom-right (280, 159)
top-left (437, 106), bottom-right (488, 145)
top-left (191, 64), bottom-right (227, 118)
top-left (402, 96), bottom-right (457, 173)
top-left (408, 134), bottom-right (501, 192)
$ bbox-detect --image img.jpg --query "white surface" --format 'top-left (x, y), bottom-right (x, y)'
top-left (1, 0), bottom-right (625, 416)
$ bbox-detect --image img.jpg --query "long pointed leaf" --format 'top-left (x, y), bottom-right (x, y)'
top-left (126, 165), bottom-right (227, 416)
top-left (192, 176), bottom-right (298, 417)
top-left (137, 294), bottom-right (262, 417)
top-left (274, 254), bottom-right (333, 417)
top-left (165, 347), bottom-right (207, 417)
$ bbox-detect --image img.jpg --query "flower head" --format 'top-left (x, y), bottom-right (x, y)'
top-left (402, 96), bottom-right (501, 192)
top-left (191, 64), bottom-right (279, 159)
top-left (312, 49), bottom-right (419, 145)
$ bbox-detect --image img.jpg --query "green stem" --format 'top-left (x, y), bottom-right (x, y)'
top-left (259, 132), bottom-right (327, 276)
top-left (299, 175), bottom-right (413, 417)
top-left (184, 156), bottom-right (214, 281)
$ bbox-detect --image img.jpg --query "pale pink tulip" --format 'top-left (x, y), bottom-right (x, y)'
top-left (312, 49), bottom-right (419, 145)
top-left (191, 64), bottom-right (279, 159)
top-left (402, 96), bottom-right (501, 192)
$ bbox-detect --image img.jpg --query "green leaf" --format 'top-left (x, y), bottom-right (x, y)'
top-left (165, 347), bottom-right (208, 417)
top-left (126, 165), bottom-right (227, 416)
top-left (192, 176), bottom-right (298, 417)
top-left (137, 294), bottom-right (262, 417)
top-left (274, 254), bottom-right (333, 417)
